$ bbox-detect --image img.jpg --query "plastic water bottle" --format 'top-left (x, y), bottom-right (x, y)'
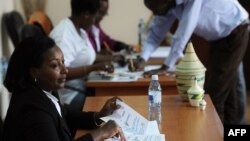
top-left (138, 18), bottom-right (146, 46)
top-left (0, 57), bottom-right (8, 83)
top-left (148, 74), bottom-right (162, 125)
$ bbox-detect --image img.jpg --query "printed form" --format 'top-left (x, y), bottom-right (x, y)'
top-left (101, 100), bottom-right (165, 141)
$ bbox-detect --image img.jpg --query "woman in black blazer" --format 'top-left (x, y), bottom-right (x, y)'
top-left (2, 36), bottom-right (125, 141)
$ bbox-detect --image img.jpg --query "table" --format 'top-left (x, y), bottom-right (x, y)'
top-left (76, 95), bottom-right (224, 141)
top-left (87, 75), bottom-right (177, 96)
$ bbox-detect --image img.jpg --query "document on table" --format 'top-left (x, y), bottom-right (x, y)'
top-left (150, 46), bottom-right (170, 58)
top-left (101, 100), bottom-right (165, 141)
top-left (105, 134), bottom-right (165, 141)
top-left (87, 64), bottom-right (167, 82)
top-left (87, 71), bottom-right (141, 82)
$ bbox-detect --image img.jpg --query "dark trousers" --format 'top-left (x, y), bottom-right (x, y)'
top-left (207, 23), bottom-right (249, 125)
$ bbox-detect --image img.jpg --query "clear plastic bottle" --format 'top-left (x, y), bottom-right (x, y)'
top-left (148, 74), bottom-right (162, 125)
top-left (138, 18), bottom-right (146, 46)
top-left (0, 57), bottom-right (8, 83)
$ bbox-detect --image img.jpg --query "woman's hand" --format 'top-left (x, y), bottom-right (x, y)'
top-left (102, 62), bottom-right (114, 73)
top-left (112, 54), bottom-right (126, 67)
top-left (128, 57), bottom-right (146, 72)
top-left (91, 120), bottom-right (126, 141)
top-left (98, 97), bottom-right (121, 118)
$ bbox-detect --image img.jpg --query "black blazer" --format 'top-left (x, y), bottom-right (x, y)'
top-left (2, 85), bottom-right (98, 141)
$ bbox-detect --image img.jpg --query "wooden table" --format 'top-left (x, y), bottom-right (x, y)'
top-left (76, 95), bottom-right (224, 141)
top-left (87, 75), bottom-right (177, 96)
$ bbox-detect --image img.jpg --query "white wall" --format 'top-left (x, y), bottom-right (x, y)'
top-left (100, 0), bottom-right (151, 44)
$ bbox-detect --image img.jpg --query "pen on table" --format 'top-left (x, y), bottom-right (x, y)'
top-left (103, 41), bottom-right (111, 51)
top-left (129, 57), bottom-right (135, 71)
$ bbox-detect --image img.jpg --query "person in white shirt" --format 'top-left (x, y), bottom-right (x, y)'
top-left (131, 0), bottom-right (249, 125)
top-left (50, 0), bottom-right (114, 111)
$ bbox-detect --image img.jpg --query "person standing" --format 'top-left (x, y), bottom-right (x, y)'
top-left (132, 0), bottom-right (249, 125)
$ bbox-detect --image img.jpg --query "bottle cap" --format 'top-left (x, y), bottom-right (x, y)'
top-left (151, 75), bottom-right (159, 80)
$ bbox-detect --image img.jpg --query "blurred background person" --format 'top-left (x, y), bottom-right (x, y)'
top-left (87, 0), bottom-right (133, 54)
top-left (50, 0), bottom-right (114, 111)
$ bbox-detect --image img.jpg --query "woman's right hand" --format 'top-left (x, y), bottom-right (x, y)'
top-left (128, 57), bottom-right (146, 72)
top-left (91, 120), bottom-right (126, 141)
top-left (103, 62), bottom-right (114, 73)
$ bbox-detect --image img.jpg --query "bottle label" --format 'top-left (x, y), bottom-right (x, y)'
top-left (149, 91), bottom-right (162, 104)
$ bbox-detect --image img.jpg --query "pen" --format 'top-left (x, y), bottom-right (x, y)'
top-left (103, 41), bottom-right (111, 51)
top-left (129, 57), bottom-right (135, 71)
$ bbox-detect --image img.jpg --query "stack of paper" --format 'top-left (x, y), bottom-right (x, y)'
top-left (101, 100), bottom-right (165, 141)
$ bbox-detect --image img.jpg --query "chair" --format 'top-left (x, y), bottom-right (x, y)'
top-left (2, 11), bottom-right (25, 48)
top-left (0, 116), bottom-right (3, 141)
top-left (28, 11), bottom-right (53, 36)
top-left (19, 24), bottom-right (45, 42)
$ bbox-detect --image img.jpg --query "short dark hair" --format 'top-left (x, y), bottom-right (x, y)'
top-left (71, 0), bottom-right (100, 16)
top-left (4, 36), bottom-right (56, 93)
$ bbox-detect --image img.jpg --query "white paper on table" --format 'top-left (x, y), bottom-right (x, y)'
top-left (87, 71), bottom-right (141, 82)
top-left (150, 46), bottom-right (170, 58)
top-left (144, 65), bottom-right (162, 72)
top-left (101, 100), bottom-right (160, 135)
top-left (105, 134), bottom-right (165, 141)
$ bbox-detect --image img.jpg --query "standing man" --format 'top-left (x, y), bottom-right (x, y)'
top-left (133, 0), bottom-right (249, 124)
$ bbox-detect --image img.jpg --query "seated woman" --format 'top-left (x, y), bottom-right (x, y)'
top-left (87, 0), bottom-right (132, 53)
top-left (50, 0), bottom-right (115, 111)
top-left (2, 36), bottom-right (125, 141)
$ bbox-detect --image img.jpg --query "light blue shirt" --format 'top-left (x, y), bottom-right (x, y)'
top-left (141, 0), bottom-right (248, 68)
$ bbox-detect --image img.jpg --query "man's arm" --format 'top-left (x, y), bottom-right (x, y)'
top-left (165, 0), bottom-right (202, 68)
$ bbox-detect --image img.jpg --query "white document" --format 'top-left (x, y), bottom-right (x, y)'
top-left (105, 134), bottom-right (165, 141)
top-left (87, 71), bottom-right (141, 82)
top-left (101, 100), bottom-right (165, 141)
top-left (150, 46), bottom-right (170, 58)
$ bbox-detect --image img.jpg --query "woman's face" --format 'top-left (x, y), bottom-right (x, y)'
top-left (32, 46), bottom-right (68, 91)
top-left (95, 1), bottom-right (109, 24)
top-left (79, 12), bottom-right (97, 30)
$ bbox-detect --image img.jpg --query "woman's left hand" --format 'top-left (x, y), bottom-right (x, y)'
top-left (103, 63), bottom-right (114, 73)
top-left (98, 97), bottom-right (121, 118)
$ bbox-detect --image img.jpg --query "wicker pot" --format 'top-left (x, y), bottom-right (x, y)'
top-left (175, 42), bottom-right (206, 101)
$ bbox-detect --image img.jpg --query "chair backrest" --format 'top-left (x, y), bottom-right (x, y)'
top-left (2, 11), bottom-right (25, 48)
top-left (0, 116), bottom-right (3, 141)
top-left (28, 11), bottom-right (53, 36)
top-left (19, 24), bottom-right (45, 43)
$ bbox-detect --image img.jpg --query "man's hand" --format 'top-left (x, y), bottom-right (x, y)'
top-left (143, 64), bottom-right (169, 78)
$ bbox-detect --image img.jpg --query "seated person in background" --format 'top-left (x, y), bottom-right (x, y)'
top-left (50, 0), bottom-right (114, 111)
top-left (2, 36), bottom-right (125, 141)
top-left (87, 0), bottom-right (133, 59)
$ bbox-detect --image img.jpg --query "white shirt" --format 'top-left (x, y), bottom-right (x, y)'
top-left (141, 0), bottom-right (249, 68)
top-left (91, 25), bottom-right (101, 52)
top-left (43, 90), bottom-right (62, 117)
top-left (50, 18), bottom-right (96, 104)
